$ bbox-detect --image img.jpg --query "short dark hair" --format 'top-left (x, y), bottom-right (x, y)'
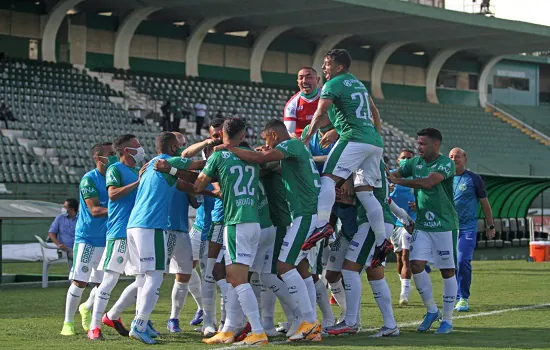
top-left (223, 118), bottom-right (246, 140)
top-left (417, 128), bottom-right (443, 143)
top-left (383, 156), bottom-right (390, 164)
top-left (210, 117), bottom-right (225, 129)
top-left (325, 49), bottom-right (352, 70)
top-left (298, 67), bottom-right (317, 74)
top-left (262, 119), bottom-right (287, 133)
top-left (91, 142), bottom-right (112, 156)
top-left (113, 134), bottom-right (136, 157)
top-left (65, 198), bottom-right (78, 212)
top-left (156, 132), bottom-right (177, 154)
top-left (400, 148), bottom-right (415, 156)
top-left (239, 140), bottom-right (251, 148)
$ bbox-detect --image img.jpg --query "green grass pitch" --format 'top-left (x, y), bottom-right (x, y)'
top-left (1, 261), bottom-right (549, 349)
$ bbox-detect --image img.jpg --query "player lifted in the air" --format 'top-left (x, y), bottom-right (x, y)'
top-left (301, 49), bottom-right (391, 268)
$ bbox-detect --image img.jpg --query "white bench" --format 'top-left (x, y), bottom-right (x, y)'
top-left (34, 235), bottom-right (70, 288)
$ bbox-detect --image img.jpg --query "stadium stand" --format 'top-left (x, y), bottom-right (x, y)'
top-left (495, 103), bottom-right (550, 137)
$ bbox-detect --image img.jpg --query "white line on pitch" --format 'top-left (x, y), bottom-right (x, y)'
top-left (218, 303), bottom-right (550, 349)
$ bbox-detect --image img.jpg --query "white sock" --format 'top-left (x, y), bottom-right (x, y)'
top-left (134, 274), bottom-right (146, 316)
top-left (64, 284), bottom-right (84, 322)
top-left (261, 273), bottom-right (296, 322)
top-left (281, 269), bottom-right (315, 323)
top-left (261, 286), bottom-right (276, 330)
top-left (222, 285), bottom-right (244, 333)
top-left (188, 269), bottom-right (203, 310)
top-left (413, 270), bottom-right (438, 314)
top-left (315, 279), bottom-right (335, 323)
top-left (329, 279), bottom-right (347, 317)
top-left (369, 278), bottom-right (397, 329)
top-left (400, 277), bottom-right (411, 300)
top-left (356, 191), bottom-right (386, 245)
top-left (201, 258), bottom-right (217, 325)
top-left (170, 281), bottom-right (189, 320)
top-left (250, 272), bottom-right (263, 320)
top-left (135, 271), bottom-right (163, 332)
top-left (236, 283), bottom-right (264, 334)
top-left (341, 269), bottom-right (361, 326)
top-left (84, 286), bottom-right (97, 310)
top-left (217, 279), bottom-right (229, 323)
top-left (304, 277), bottom-right (318, 321)
top-left (107, 279), bottom-right (139, 320)
top-left (317, 177), bottom-right (336, 227)
top-left (91, 271), bottom-right (120, 330)
top-left (442, 276), bottom-right (457, 324)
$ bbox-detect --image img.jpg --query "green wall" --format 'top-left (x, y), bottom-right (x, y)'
top-left (383, 84), bottom-right (426, 102)
top-left (437, 89), bottom-right (479, 106)
top-left (0, 35), bottom-right (34, 59)
top-left (85, 52), bottom-right (114, 71)
top-left (130, 57), bottom-right (186, 76)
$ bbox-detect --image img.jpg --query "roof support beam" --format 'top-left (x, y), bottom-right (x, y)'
top-left (185, 17), bottom-right (229, 77)
top-left (426, 48), bottom-right (461, 104)
top-left (41, 0), bottom-right (84, 62)
top-left (479, 55), bottom-right (504, 108)
top-left (250, 26), bottom-right (291, 83)
top-left (370, 42), bottom-right (408, 100)
top-left (114, 7), bottom-right (161, 70)
top-left (312, 34), bottom-right (352, 76)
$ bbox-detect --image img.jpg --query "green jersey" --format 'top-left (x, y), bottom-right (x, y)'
top-left (357, 161), bottom-right (393, 225)
top-left (320, 72), bottom-right (383, 147)
top-left (262, 171), bottom-right (292, 227)
top-left (275, 138), bottom-right (320, 218)
top-left (202, 148), bottom-right (260, 225)
top-left (399, 155), bottom-right (458, 232)
top-left (258, 179), bottom-right (273, 229)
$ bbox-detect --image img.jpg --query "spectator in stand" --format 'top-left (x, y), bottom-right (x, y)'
top-left (0, 102), bottom-right (16, 129)
top-left (161, 100), bottom-right (172, 131)
top-left (214, 110), bottom-right (224, 120)
top-left (194, 98), bottom-right (207, 136)
top-left (48, 198), bottom-right (79, 262)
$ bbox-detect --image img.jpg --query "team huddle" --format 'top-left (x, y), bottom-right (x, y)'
top-left (59, 49), bottom-right (461, 345)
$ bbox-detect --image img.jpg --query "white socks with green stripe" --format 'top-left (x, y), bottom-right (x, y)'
top-left (188, 269), bottom-right (203, 311)
top-left (91, 271), bottom-right (120, 330)
top-left (442, 277), bottom-right (457, 324)
top-left (341, 269), bottom-right (361, 326)
top-left (356, 191), bottom-right (387, 245)
top-left (170, 281), bottom-right (189, 320)
top-left (369, 278), bottom-right (397, 329)
top-left (413, 270), bottom-right (438, 313)
top-left (317, 177), bottom-right (337, 227)
top-left (281, 269), bottom-right (315, 323)
top-left (64, 284), bottom-right (84, 322)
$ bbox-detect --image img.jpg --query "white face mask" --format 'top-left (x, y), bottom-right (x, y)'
top-left (61, 207), bottom-right (68, 216)
top-left (127, 147), bottom-right (146, 163)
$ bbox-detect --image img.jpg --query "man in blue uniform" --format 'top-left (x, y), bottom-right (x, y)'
top-left (449, 148), bottom-right (495, 312)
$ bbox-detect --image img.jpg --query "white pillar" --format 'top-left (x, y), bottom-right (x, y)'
top-left (41, 0), bottom-right (84, 62)
top-left (370, 41), bottom-right (409, 99)
top-left (249, 26), bottom-right (291, 83)
top-left (312, 34), bottom-right (352, 75)
top-left (479, 56), bottom-right (503, 107)
top-left (426, 48), bottom-right (461, 104)
top-left (185, 17), bottom-right (229, 77)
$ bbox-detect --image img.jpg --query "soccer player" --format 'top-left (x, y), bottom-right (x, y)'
top-left (194, 118), bottom-right (268, 346)
top-left (301, 49), bottom-right (391, 268)
top-left (284, 67), bottom-right (321, 138)
top-left (125, 132), bottom-right (204, 344)
top-left (389, 149), bottom-right (416, 305)
top-left (326, 160), bottom-right (399, 337)
top-left (60, 142), bottom-right (113, 336)
top-left (449, 147), bottom-right (495, 312)
top-left (87, 134), bottom-right (145, 340)
top-left (387, 128), bottom-right (459, 334)
top-left (217, 119), bottom-right (322, 342)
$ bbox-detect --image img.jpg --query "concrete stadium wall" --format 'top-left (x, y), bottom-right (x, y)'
top-left (489, 61), bottom-right (539, 106)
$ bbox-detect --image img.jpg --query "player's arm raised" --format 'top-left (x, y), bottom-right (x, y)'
top-left (154, 158), bottom-right (206, 180)
top-left (389, 171), bottom-right (445, 190)
top-left (217, 146), bottom-right (285, 165)
top-left (369, 96), bottom-right (382, 134)
top-left (302, 98), bottom-right (331, 145)
top-left (180, 139), bottom-right (217, 158)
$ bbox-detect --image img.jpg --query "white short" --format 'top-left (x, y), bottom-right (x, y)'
top-left (224, 223), bottom-right (261, 267)
top-left (326, 235), bottom-right (350, 272)
top-left (308, 240), bottom-right (331, 275)
top-left (279, 215), bottom-right (317, 266)
top-left (97, 238), bottom-right (128, 274)
top-left (126, 228), bottom-right (167, 274)
top-left (167, 231), bottom-right (194, 275)
top-left (216, 244), bottom-right (225, 264)
top-left (346, 223), bottom-right (376, 267)
top-left (322, 140), bottom-right (383, 188)
top-left (209, 223), bottom-right (224, 245)
top-left (391, 227), bottom-right (412, 253)
top-left (70, 243), bottom-right (104, 283)
top-left (189, 226), bottom-right (203, 261)
top-left (250, 226), bottom-right (277, 274)
top-left (410, 229), bottom-right (457, 269)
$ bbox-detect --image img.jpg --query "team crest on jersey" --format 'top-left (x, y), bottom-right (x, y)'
top-left (117, 256), bottom-right (124, 264)
top-left (81, 265), bottom-right (89, 273)
top-left (343, 80), bottom-right (352, 87)
top-left (221, 151), bottom-right (231, 159)
top-left (459, 183), bottom-right (467, 191)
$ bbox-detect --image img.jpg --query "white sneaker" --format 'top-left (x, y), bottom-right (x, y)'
top-left (369, 326), bottom-right (399, 338)
top-left (276, 322), bottom-right (289, 334)
top-left (202, 324), bottom-right (217, 337)
top-left (399, 296), bottom-right (409, 306)
top-left (264, 328), bottom-right (279, 337)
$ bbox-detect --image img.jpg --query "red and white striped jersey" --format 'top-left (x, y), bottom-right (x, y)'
top-left (283, 88), bottom-right (321, 138)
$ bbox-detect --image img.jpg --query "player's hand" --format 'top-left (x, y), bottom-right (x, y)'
top-left (386, 170), bottom-right (399, 184)
top-left (154, 159), bottom-right (171, 173)
top-left (302, 136), bottom-right (311, 146)
top-left (212, 189), bottom-right (222, 199)
top-left (486, 227), bottom-right (496, 239)
top-left (58, 244), bottom-right (68, 251)
top-left (289, 133), bottom-right (298, 139)
top-left (408, 201), bottom-right (417, 212)
top-left (138, 162), bottom-right (149, 180)
top-left (340, 180), bottom-right (355, 198)
top-left (213, 144), bottom-right (230, 152)
top-left (320, 129), bottom-right (338, 148)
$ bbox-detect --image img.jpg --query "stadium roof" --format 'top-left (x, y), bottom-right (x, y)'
top-left (71, 0), bottom-right (550, 57)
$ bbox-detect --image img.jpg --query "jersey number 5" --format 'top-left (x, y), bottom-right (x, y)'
top-left (351, 92), bottom-right (371, 120)
top-left (309, 159), bottom-right (321, 188)
top-left (230, 165), bottom-right (255, 196)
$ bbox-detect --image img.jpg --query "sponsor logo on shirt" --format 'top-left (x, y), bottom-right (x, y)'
top-left (425, 211), bottom-right (435, 221)
top-left (416, 165), bottom-right (423, 169)
top-left (350, 240), bottom-right (359, 247)
top-left (238, 252), bottom-right (251, 258)
top-left (306, 114), bottom-right (313, 120)
top-left (117, 256), bottom-right (124, 264)
top-left (336, 165), bottom-right (352, 175)
top-left (297, 105), bottom-right (304, 111)
top-left (221, 151), bottom-right (231, 159)
top-left (344, 80), bottom-right (353, 87)
top-left (81, 187), bottom-right (97, 195)
top-left (278, 141), bottom-right (289, 151)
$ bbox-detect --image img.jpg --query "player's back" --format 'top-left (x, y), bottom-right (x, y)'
top-left (167, 190), bottom-right (190, 233)
top-left (75, 168), bottom-right (108, 246)
top-left (258, 179), bottom-right (273, 229)
top-left (274, 138), bottom-right (320, 218)
top-left (203, 148), bottom-right (260, 225)
top-left (106, 162), bottom-right (139, 240)
top-left (321, 72), bottom-right (383, 148)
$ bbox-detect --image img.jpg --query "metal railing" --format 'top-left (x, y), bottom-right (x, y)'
top-left (491, 101), bottom-right (550, 141)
